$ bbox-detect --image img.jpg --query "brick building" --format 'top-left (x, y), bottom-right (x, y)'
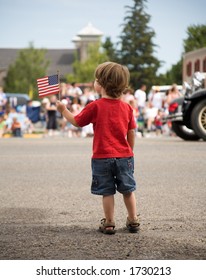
top-left (183, 47), bottom-right (206, 84)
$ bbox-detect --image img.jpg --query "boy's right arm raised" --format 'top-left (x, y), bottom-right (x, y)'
top-left (56, 100), bottom-right (78, 127)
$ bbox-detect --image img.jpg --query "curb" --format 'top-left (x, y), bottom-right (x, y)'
top-left (3, 134), bottom-right (43, 139)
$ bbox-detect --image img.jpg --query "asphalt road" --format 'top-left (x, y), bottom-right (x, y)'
top-left (0, 136), bottom-right (205, 260)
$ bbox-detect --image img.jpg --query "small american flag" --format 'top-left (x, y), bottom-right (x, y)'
top-left (37, 74), bottom-right (59, 98)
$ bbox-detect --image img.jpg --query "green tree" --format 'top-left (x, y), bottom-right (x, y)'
top-left (183, 24), bottom-right (206, 52)
top-left (4, 43), bottom-right (49, 99)
top-left (66, 42), bottom-right (108, 83)
top-left (158, 60), bottom-right (183, 85)
top-left (102, 37), bottom-right (118, 62)
top-left (117, 0), bottom-right (161, 90)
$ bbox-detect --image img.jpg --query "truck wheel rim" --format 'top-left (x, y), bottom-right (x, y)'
top-left (199, 106), bottom-right (206, 131)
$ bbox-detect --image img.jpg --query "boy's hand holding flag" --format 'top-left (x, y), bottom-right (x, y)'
top-left (56, 100), bottom-right (67, 114)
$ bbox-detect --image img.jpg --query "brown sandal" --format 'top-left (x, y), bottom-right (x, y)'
top-left (99, 218), bottom-right (116, 234)
top-left (126, 216), bottom-right (140, 233)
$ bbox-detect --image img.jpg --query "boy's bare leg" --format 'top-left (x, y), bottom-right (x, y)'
top-left (123, 192), bottom-right (137, 221)
top-left (102, 195), bottom-right (115, 223)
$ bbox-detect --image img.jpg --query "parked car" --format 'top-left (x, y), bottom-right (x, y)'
top-left (5, 93), bottom-right (30, 106)
top-left (166, 72), bottom-right (206, 141)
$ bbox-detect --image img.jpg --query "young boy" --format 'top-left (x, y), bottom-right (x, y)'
top-left (11, 117), bottom-right (21, 137)
top-left (56, 62), bottom-right (140, 234)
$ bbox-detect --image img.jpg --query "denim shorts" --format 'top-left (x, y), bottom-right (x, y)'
top-left (91, 157), bottom-right (136, 196)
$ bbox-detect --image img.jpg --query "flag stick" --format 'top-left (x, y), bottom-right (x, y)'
top-left (57, 70), bottom-right (61, 100)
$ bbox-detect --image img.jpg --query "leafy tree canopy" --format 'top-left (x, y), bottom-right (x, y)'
top-left (183, 24), bottom-right (206, 53)
top-left (102, 37), bottom-right (118, 62)
top-left (4, 43), bottom-right (49, 99)
top-left (66, 42), bottom-right (108, 83)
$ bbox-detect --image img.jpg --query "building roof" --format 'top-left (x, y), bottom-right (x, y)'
top-left (0, 48), bottom-right (20, 71)
top-left (183, 47), bottom-right (206, 58)
top-left (45, 49), bottom-right (75, 77)
top-left (77, 22), bottom-right (103, 37)
top-left (0, 48), bottom-right (75, 81)
top-left (72, 35), bottom-right (81, 43)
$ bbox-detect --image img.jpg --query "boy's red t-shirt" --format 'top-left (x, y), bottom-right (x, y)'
top-left (74, 98), bottom-right (136, 158)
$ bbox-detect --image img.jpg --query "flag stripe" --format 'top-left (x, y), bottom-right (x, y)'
top-left (38, 85), bottom-right (59, 93)
top-left (38, 91), bottom-right (59, 97)
top-left (38, 89), bottom-right (59, 94)
top-left (36, 74), bottom-right (59, 98)
top-left (37, 78), bottom-right (48, 83)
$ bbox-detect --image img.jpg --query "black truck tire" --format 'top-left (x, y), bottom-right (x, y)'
top-left (172, 121), bottom-right (200, 141)
top-left (191, 100), bottom-right (206, 141)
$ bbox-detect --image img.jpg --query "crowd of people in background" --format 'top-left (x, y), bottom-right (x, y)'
top-left (0, 82), bottom-right (182, 138)
top-left (122, 83), bottom-right (182, 137)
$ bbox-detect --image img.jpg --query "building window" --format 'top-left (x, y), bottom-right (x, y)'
top-left (186, 62), bottom-right (192, 76)
top-left (203, 57), bottom-right (206, 72)
top-left (194, 59), bottom-right (200, 72)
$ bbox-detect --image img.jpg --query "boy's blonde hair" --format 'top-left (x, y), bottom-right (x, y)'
top-left (94, 62), bottom-right (130, 98)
